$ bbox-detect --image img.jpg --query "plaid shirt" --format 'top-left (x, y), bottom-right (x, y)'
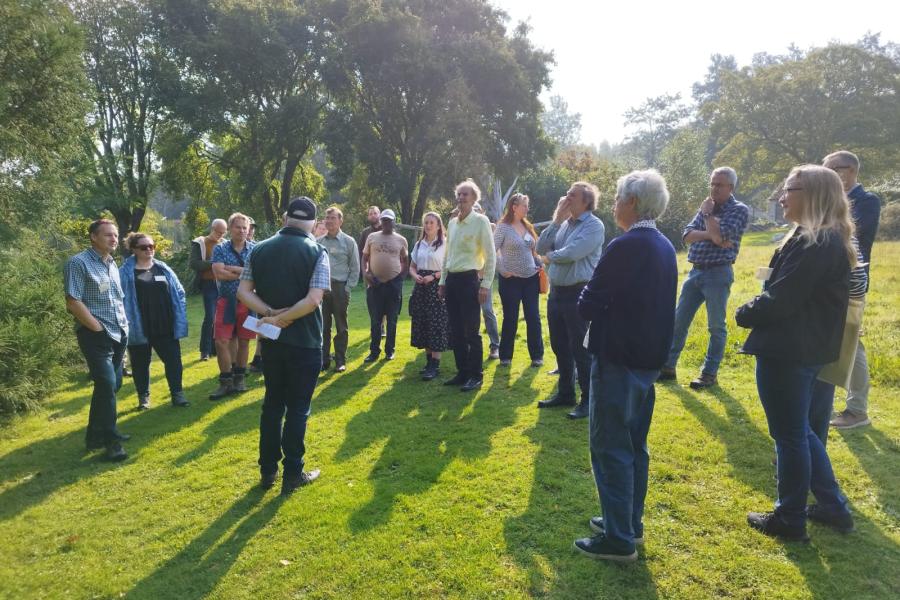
top-left (240, 250), bottom-right (331, 291)
top-left (64, 248), bottom-right (129, 342)
top-left (684, 196), bottom-right (750, 266)
top-left (212, 240), bottom-right (255, 299)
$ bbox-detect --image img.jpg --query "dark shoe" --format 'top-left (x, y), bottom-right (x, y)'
top-left (113, 430), bottom-right (131, 441)
top-left (122, 366), bottom-right (132, 377)
top-left (249, 362), bottom-right (263, 374)
top-left (567, 401), bottom-right (589, 419)
top-left (422, 360), bottom-right (440, 381)
top-left (321, 360), bottom-right (331, 372)
top-left (689, 372), bottom-right (717, 390)
top-left (260, 471), bottom-right (278, 490)
top-left (171, 391), bottom-right (190, 407)
top-left (657, 367), bottom-right (677, 382)
top-left (384, 352), bottom-right (395, 361)
top-left (538, 394), bottom-right (576, 409)
top-left (573, 533), bottom-right (637, 562)
top-left (806, 504), bottom-right (855, 533)
top-left (281, 469), bottom-right (321, 496)
top-left (209, 376), bottom-right (234, 400)
top-left (419, 357), bottom-right (434, 375)
top-left (137, 393), bottom-right (150, 410)
top-left (548, 367), bottom-right (560, 375)
top-left (461, 378), bottom-right (483, 392)
top-left (444, 373), bottom-right (468, 386)
top-left (232, 372), bottom-right (248, 393)
top-left (530, 359), bottom-right (543, 368)
top-left (747, 511), bottom-right (809, 542)
top-left (363, 353), bottom-right (380, 363)
top-left (589, 517), bottom-right (644, 544)
top-left (487, 348), bottom-right (500, 360)
top-left (200, 353), bottom-right (210, 362)
top-left (104, 442), bottom-right (128, 462)
top-left (334, 364), bottom-right (346, 373)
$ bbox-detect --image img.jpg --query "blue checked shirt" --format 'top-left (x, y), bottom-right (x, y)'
top-left (212, 240), bottom-right (255, 299)
top-left (240, 251), bottom-right (331, 291)
top-left (64, 248), bottom-right (129, 342)
top-left (684, 196), bottom-right (750, 266)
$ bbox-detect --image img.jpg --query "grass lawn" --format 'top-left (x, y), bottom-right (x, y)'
top-left (0, 230), bottom-right (898, 599)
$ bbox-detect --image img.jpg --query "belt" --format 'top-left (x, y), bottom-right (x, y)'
top-left (692, 262), bottom-right (731, 270)
top-left (551, 282), bottom-right (588, 292)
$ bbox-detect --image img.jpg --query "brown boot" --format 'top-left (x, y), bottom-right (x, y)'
top-left (209, 375), bottom-right (234, 400)
top-left (232, 369), bottom-right (247, 393)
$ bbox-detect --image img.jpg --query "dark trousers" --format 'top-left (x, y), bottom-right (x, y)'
top-left (128, 335), bottom-right (183, 396)
top-left (322, 280), bottom-right (351, 365)
top-left (366, 275), bottom-right (402, 356)
top-left (755, 357), bottom-right (850, 526)
top-left (200, 280), bottom-right (218, 356)
top-left (445, 270), bottom-right (483, 379)
top-left (258, 341), bottom-right (321, 478)
top-left (547, 285), bottom-right (591, 401)
top-left (77, 328), bottom-right (126, 445)
top-left (498, 273), bottom-right (544, 361)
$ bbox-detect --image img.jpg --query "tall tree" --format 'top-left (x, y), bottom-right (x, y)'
top-left (542, 95), bottom-right (583, 149)
top-left (328, 0), bottom-right (553, 224)
top-left (623, 93), bottom-right (691, 168)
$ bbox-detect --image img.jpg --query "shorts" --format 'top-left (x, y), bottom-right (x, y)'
top-left (214, 297), bottom-right (257, 341)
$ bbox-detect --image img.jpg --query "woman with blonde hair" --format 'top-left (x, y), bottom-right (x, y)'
top-left (736, 165), bottom-right (856, 541)
top-left (495, 193), bottom-right (544, 367)
top-left (409, 212), bottom-right (450, 380)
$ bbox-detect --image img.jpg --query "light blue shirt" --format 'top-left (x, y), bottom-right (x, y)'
top-left (536, 212), bottom-right (605, 286)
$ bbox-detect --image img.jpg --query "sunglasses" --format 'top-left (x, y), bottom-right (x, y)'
top-left (136, 244), bottom-right (155, 251)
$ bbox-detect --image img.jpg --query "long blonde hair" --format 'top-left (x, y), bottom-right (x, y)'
top-left (501, 193), bottom-right (538, 240)
top-left (782, 165), bottom-right (856, 267)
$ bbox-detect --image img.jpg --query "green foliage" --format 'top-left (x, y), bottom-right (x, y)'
top-left (877, 202), bottom-right (900, 241)
top-left (623, 93), bottom-right (692, 168)
top-left (659, 128), bottom-right (710, 248)
top-left (541, 95), bottom-right (582, 150)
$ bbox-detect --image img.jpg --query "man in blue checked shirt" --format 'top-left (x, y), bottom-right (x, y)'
top-left (658, 167), bottom-right (750, 389)
top-left (64, 219), bottom-right (131, 462)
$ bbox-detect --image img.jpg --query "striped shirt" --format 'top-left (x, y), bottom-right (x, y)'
top-left (494, 222), bottom-right (539, 278)
top-left (64, 248), bottom-right (129, 342)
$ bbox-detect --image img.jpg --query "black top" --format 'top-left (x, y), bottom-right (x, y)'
top-left (736, 227), bottom-right (850, 366)
top-left (134, 264), bottom-right (174, 338)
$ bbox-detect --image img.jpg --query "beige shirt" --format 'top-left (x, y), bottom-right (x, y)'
top-left (364, 231), bottom-right (408, 282)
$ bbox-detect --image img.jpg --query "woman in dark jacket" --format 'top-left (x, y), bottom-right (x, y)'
top-left (736, 165), bottom-right (857, 541)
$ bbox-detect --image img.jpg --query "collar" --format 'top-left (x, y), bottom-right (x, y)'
top-left (87, 247), bottom-right (114, 265)
top-left (567, 211), bottom-right (590, 225)
top-left (848, 183), bottom-right (863, 197)
top-left (629, 220), bottom-right (657, 231)
top-left (713, 196), bottom-right (737, 214)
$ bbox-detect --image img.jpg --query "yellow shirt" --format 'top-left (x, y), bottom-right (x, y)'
top-left (439, 211), bottom-right (496, 289)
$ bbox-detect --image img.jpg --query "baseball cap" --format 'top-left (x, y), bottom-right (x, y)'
top-left (380, 209), bottom-right (396, 221)
top-left (287, 196), bottom-right (316, 220)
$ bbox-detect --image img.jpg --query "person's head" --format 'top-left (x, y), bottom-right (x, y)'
top-left (209, 218), bottom-right (227, 241)
top-left (247, 218), bottom-right (257, 240)
top-left (822, 150), bottom-right (860, 193)
top-left (779, 165), bottom-right (856, 267)
top-left (455, 179), bottom-right (481, 218)
top-left (614, 169), bottom-right (670, 231)
top-left (227, 213), bottom-right (250, 244)
top-left (379, 208), bottom-right (396, 234)
top-left (419, 211), bottom-right (445, 247)
top-left (709, 167), bottom-right (737, 204)
top-left (126, 232), bottom-right (155, 259)
top-left (89, 219), bottom-right (118, 255)
top-left (502, 193), bottom-right (538, 239)
top-left (367, 206), bottom-right (381, 226)
top-left (566, 181), bottom-right (599, 217)
top-left (285, 197), bottom-right (317, 234)
top-left (324, 206), bottom-right (344, 236)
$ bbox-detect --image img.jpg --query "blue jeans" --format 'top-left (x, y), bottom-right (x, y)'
top-left (77, 328), bottom-right (126, 445)
top-left (809, 379), bottom-right (836, 447)
top-left (481, 288), bottom-right (500, 350)
top-left (589, 359), bottom-right (658, 550)
top-left (200, 280), bottom-right (218, 356)
top-left (258, 342), bottom-right (322, 478)
top-left (755, 357), bottom-right (850, 526)
top-left (498, 273), bottom-right (543, 361)
top-left (666, 265), bottom-right (733, 376)
top-left (547, 286), bottom-right (591, 402)
top-left (128, 336), bottom-right (183, 397)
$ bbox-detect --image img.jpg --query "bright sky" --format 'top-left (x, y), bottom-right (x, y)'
top-left (491, 0), bottom-right (900, 146)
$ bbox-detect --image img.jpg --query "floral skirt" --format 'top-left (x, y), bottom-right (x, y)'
top-left (409, 271), bottom-right (450, 351)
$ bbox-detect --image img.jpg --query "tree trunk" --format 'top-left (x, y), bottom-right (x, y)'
top-left (281, 154), bottom-right (301, 213)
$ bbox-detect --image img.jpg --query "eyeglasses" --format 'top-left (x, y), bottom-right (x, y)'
top-left (783, 187), bottom-right (803, 192)
top-left (136, 244), bottom-right (155, 251)
top-left (828, 165), bottom-right (853, 171)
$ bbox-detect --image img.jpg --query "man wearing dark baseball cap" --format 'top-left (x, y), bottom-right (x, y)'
top-left (237, 196), bottom-right (330, 495)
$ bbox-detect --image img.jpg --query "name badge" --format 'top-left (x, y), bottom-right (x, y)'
top-left (756, 267), bottom-right (773, 281)
top-left (154, 275), bottom-right (167, 282)
top-left (98, 281), bottom-right (110, 293)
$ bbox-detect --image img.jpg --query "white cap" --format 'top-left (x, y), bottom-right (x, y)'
top-left (380, 209), bottom-right (396, 221)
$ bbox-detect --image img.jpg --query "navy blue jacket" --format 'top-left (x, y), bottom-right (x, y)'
top-left (577, 226), bottom-right (678, 369)
top-left (848, 184), bottom-right (880, 292)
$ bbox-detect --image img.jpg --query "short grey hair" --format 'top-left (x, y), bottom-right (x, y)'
top-left (455, 179), bottom-right (481, 203)
top-left (285, 217), bottom-right (315, 233)
top-left (823, 150), bottom-right (860, 171)
top-left (616, 169), bottom-right (670, 220)
top-left (711, 166), bottom-right (738, 189)
top-left (210, 218), bottom-right (227, 231)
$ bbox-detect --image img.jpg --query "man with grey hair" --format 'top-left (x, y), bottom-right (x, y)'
top-left (237, 196), bottom-right (329, 495)
top-left (190, 218), bottom-right (227, 361)
top-left (536, 181), bottom-right (605, 418)
top-left (659, 166), bottom-right (749, 389)
top-left (823, 150), bottom-right (881, 429)
top-left (574, 169), bottom-right (677, 562)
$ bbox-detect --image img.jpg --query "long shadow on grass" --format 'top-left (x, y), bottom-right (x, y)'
top-left (503, 392), bottom-right (659, 598)
top-left (335, 364), bottom-right (538, 533)
top-left (126, 487), bottom-right (282, 599)
top-left (838, 427), bottom-right (900, 523)
top-left (666, 383), bottom-right (774, 495)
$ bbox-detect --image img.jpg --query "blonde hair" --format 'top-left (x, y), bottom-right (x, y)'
top-left (227, 212), bottom-right (250, 228)
top-left (782, 165), bottom-right (856, 267)
top-left (501, 193), bottom-right (538, 240)
top-left (325, 206), bottom-right (344, 220)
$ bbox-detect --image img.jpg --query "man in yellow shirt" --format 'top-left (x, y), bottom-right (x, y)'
top-left (438, 179), bottom-right (496, 392)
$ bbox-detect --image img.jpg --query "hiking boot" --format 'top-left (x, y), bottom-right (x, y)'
top-left (171, 391), bottom-right (190, 407)
top-left (419, 357), bottom-right (435, 375)
top-left (137, 393), bottom-right (150, 410)
top-left (747, 511), bottom-right (809, 542)
top-left (573, 533), bottom-right (638, 562)
top-left (567, 401), bottom-right (589, 419)
top-left (488, 348), bottom-right (500, 360)
top-left (422, 359), bottom-right (440, 382)
top-left (232, 370), bottom-right (247, 393)
top-left (589, 517), bottom-right (644, 544)
top-left (104, 442), bottom-right (128, 462)
top-left (830, 409), bottom-right (870, 430)
top-left (657, 367), bottom-right (677, 382)
top-left (689, 372), bottom-right (717, 390)
top-left (806, 504), bottom-right (855, 533)
top-left (209, 375), bottom-right (234, 400)
top-left (281, 469), bottom-right (321, 496)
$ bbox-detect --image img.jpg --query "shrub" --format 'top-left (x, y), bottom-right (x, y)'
top-left (877, 201), bottom-right (900, 241)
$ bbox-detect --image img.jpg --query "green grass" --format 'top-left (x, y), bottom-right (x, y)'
top-left (0, 231), bottom-right (898, 599)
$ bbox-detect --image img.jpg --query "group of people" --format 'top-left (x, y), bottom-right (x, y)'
top-left (64, 149), bottom-right (881, 557)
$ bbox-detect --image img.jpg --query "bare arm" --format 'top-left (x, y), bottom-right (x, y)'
top-left (212, 262), bottom-right (240, 280)
top-left (65, 296), bottom-right (103, 331)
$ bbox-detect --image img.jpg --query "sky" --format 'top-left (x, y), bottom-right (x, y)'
top-left (490, 0), bottom-right (900, 146)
